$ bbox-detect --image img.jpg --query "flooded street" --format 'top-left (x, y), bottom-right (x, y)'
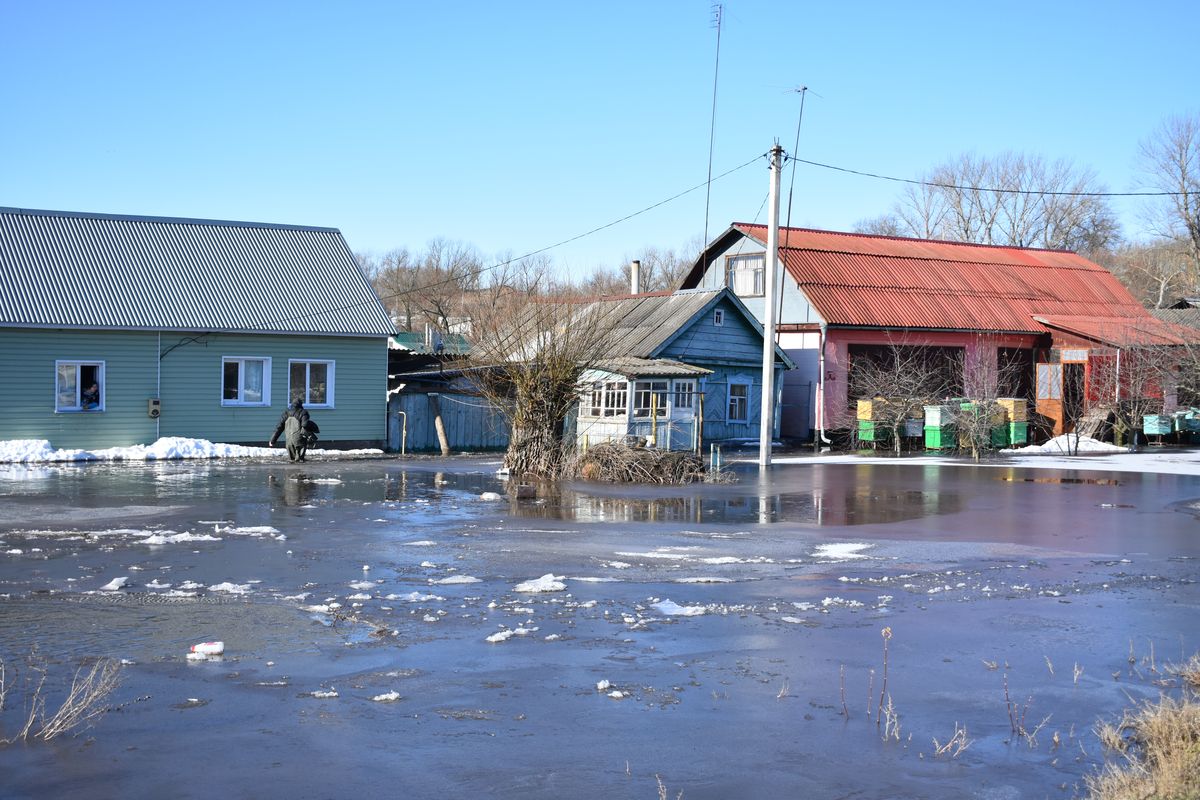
top-left (1, 457), bottom-right (1198, 799)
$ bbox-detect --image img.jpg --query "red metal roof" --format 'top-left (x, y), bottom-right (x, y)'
top-left (1033, 315), bottom-right (1200, 346)
top-left (735, 224), bottom-right (1149, 333)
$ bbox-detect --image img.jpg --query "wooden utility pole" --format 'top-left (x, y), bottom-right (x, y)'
top-left (759, 143), bottom-right (783, 467)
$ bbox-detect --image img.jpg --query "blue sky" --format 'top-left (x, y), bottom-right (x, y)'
top-left (2, 1), bottom-right (1195, 279)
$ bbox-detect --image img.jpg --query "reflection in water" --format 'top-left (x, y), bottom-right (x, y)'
top-left (268, 472), bottom-right (318, 507)
top-left (1000, 476), bottom-right (1121, 486)
top-left (510, 484), bottom-right (962, 526)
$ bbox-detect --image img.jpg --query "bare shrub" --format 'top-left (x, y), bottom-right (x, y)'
top-left (0, 651), bottom-right (121, 744)
top-left (573, 442), bottom-right (716, 485)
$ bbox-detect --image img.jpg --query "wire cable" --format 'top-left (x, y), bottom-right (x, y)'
top-left (786, 155), bottom-right (1186, 197)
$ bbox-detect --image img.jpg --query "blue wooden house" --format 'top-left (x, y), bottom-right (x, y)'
top-left (0, 207), bottom-right (396, 450)
top-left (572, 288), bottom-right (794, 451)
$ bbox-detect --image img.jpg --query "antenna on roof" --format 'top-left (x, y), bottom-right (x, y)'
top-left (784, 85), bottom-right (808, 234)
top-left (701, 3), bottom-right (723, 276)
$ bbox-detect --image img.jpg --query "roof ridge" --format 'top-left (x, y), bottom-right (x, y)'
top-left (735, 222), bottom-right (1080, 255)
top-left (0, 206), bottom-right (340, 234)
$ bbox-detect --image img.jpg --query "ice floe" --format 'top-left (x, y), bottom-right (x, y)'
top-left (513, 574), bottom-right (566, 593)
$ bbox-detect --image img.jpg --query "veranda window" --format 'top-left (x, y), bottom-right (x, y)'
top-left (633, 380), bottom-right (669, 417)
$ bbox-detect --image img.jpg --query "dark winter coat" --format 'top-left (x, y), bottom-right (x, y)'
top-left (270, 403), bottom-right (311, 447)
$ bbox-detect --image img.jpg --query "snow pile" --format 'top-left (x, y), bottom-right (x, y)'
top-left (1004, 435), bottom-right (1128, 455)
top-left (0, 437), bottom-right (383, 463)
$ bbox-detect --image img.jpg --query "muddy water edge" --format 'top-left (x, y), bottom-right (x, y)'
top-left (0, 458), bottom-right (1197, 799)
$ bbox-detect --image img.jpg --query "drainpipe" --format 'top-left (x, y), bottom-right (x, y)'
top-left (816, 322), bottom-right (831, 447)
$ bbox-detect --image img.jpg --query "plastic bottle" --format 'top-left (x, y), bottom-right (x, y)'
top-left (189, 641), bottom-right (225, 655)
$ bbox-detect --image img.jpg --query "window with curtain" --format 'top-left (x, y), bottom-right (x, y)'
top-left (222, 357), bottom-right (271, 406)
top-left (289, 360), bottom-right (334, 407)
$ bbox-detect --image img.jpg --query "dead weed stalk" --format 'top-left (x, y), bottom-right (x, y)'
top-left (932, 722), bottom-right (972, 758)
top-left (0, 650), bottom-right (121, 744)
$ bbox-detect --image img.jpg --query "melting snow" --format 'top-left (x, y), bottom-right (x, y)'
top-left (814, 543), bottom-right (871, 561)
top-left (0, 437), bottom-right (382, 463)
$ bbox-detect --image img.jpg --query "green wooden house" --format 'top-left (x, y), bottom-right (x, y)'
top-left (0, 208), bottom-right (396, 450)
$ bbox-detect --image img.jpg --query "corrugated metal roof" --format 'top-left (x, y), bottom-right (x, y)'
top-left (1033, 315), bottom-right (1200, 346)
top-left (573, 289), bottom-right (725, 358)
top-left (1153, 308), bottom-right (1200, 330)
top-left (0, 207), bottom-right (396, 336)
top-left (592, 357), bottom-right (713, 377)
top-left (734, 224), bottom-right (1150, 333)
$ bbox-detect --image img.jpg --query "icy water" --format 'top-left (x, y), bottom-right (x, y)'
top-left (0, 457), bottom-right (1197, 799)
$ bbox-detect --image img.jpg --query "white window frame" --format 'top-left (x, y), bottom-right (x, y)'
top-left (727, 381), bottom-right (750, 423)
top-left (726, 254), bottom-right (765, 297)
top-left (585, 383), bottom-right (604, 417)
top-left (289, 359), bottom-right (335, 408)
top-left (602, 381), bottom-right (628, 417)
top-left (583, 380), bottom-right (628, 417)
top-left (55, 360), bottom-right (105, 413)
top-left (633, 380), bottom-right (669, 418)
top-left (672, 379), bottom-right (696, 416)
top-left (1037, 364), bottom-right (1062, 400)
top-left (221, 356), bottom-right (272, 407)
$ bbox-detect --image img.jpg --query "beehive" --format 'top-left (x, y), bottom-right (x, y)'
top-left (997, 398), bottom-right (1027, 422)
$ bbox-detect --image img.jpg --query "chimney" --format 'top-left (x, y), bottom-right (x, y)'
top-left (630, 260), bottom-right (641, 295)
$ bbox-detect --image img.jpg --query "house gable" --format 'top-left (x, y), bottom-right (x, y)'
top-left (654, 292), bottom-right (788, 369)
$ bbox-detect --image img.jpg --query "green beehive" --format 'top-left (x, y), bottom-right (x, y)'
top-left (990, 426), bottom-right (1010, 448)
top-left (924, 426), bottom-right (956, 450)
top-left (1008, 421), bottom-right (1029, 446)
top-left (858, 420), bottom-right (890, 442)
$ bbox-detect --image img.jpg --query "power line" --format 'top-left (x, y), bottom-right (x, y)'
top-left (786, 155), bottom-right (1187, 197)
top-left (228, 151), bottom-right (769, 337)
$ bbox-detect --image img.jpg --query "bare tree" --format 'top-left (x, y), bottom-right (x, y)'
top-left (1138, 113), bottom-right (1200, 281)
top-left (847, 339), bottom-right (959, 454)
top-left (858, 152), bottom-right (1120, 255)
top-left (358, 240), bottom-right (485, 333)
top-left (1106, 241), bottom-right (1194, 308)
top-left (467, 263), bottom-right (619, 480)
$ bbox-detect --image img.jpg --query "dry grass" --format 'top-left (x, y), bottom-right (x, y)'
top-left (1086, 694), bottom-right (1200, 800)
top-left (0, 651), bottom-right (122, 743)
top-left (1169, 654), bottom-right (1200, 691)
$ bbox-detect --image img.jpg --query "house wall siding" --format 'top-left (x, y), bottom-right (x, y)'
top-left (690, 236), bottom-right (822, 327)
top-left (158, 333), bottom-right (387, 444)
top-left (657, 298), bottom-right (763, 367)
top-left (0, 328), bottom-right (161, 449)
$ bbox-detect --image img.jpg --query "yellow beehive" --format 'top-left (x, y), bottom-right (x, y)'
top-left (857, 398), bottom-right (887, 421)
top-left (996, 398), bottom-right (1027, 422)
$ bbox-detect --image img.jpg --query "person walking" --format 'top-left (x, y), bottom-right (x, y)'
top-left (269, 399), bottom-right (311, 462)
